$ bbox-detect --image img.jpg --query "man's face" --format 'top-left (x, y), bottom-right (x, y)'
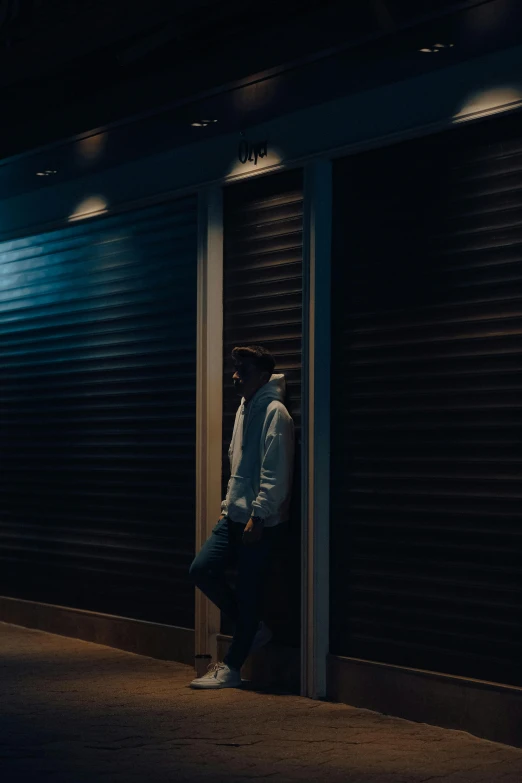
top-left (232, 360), bottom-right (268, 401)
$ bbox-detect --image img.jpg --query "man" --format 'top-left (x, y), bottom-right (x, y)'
top-left (188, 345), bottom-right (295, 689)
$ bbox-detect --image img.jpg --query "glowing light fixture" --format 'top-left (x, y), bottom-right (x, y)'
top-left (69, 195), bottom-right (108, 222)
top-left (78, 133), bottom-right (107, 163)
top-left (36, 170), bottom-right (57, 177)
top-left (454, 86), bottom-right (522, 121)
top-left (191, 119), bottom-right (218, 128)
top-left (419, 43), bottom-right (454, 53)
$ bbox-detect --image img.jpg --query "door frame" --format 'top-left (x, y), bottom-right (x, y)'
top-left (195, 187), bottom-right (224, 661)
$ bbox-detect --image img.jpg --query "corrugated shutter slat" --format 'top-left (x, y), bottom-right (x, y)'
top-left (222, 171), bottom-right (303, 646)
top-left (0, 198), bottom-right (198, 628)
top-left (331, 112), bottom-right (522, 687)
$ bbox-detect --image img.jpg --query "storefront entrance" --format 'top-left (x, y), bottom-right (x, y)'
top-left (331, 111), bottom-right (522, 687)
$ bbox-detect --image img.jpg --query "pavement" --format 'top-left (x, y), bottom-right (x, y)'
top-left (2, 623), bottom-right (522, 783)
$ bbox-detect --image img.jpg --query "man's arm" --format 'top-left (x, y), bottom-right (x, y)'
top-left (220, 406), bottom-right (242, 519)
top-left (250, 406), bottom-right (295, 521)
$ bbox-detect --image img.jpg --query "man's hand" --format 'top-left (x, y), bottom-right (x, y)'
top-left (242, 518), bottom-right (263, 546)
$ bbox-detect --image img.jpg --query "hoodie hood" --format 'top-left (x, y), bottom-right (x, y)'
top-left (243, 374), bottom-right (286, 410)
top-left (239, 374), bottom-right (286, 450)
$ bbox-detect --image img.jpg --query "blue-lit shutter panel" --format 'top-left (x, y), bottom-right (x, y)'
top-left (330, 111), bottom-right (522, 687)
top-left (0, 197), bottom-right (198, 628)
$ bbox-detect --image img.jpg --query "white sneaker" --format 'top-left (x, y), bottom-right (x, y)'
top-left (249, 621), bottom-right (273, 654)
top-left (190, 662), bottom-right (242, 690)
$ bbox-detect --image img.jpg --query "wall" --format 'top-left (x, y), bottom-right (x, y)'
top-left (1, 43), bottom-right (522, 237)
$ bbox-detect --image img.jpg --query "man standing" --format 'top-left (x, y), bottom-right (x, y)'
top-left (189, 345), bottom-right (295, 689)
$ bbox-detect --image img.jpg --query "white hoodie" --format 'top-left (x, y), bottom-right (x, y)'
top-left (221, 374), bottom-right (295, 527)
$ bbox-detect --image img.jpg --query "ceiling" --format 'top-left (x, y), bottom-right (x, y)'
top-left (0, 0), bottom-right (517, 160)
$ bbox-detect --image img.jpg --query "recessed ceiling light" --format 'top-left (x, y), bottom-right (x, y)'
top-left (419, 43), bottom-right (454, 53)
top-left (191, 119), bottom-right (218, 128)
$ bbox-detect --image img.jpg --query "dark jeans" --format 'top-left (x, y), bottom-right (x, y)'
top-left (189, 515), bottom-right (282, 671)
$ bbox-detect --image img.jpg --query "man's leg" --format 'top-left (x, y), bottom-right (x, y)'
top-left (223, 522), bottom-right (275, 672)
top-left (188, 516), bottom-right (239, 622)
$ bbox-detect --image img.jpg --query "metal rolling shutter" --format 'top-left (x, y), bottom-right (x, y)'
top-left (331, 111), bottom-right (522, 686)
top-left (222, 170), bottom-right (303, 646)
top-left (0, 197), bottom-right (198, 629)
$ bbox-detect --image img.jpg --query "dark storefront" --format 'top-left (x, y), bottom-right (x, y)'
top-left (1, 0), bottom-right (522, 748)
top-left (0, 197), bottom-right (198, 629)
top-left (330, 110), bottom-right (522, 687)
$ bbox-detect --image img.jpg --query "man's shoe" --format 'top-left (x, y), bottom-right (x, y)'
top-left (249, 621), bottom-right (273, 654)
top-left (190, 662), bottom-right (242, 690)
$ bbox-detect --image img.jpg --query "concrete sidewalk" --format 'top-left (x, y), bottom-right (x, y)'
top-left (1, 623), bottom-right (522, 783)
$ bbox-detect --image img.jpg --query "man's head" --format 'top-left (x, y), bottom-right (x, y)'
top-left (231, 345), bottom-right (276, 402)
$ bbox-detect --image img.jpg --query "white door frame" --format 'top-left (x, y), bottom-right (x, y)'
top-left (194, 186), bottom-right (224, 663)
top-left (301, 159), bottom-right (333, 699)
